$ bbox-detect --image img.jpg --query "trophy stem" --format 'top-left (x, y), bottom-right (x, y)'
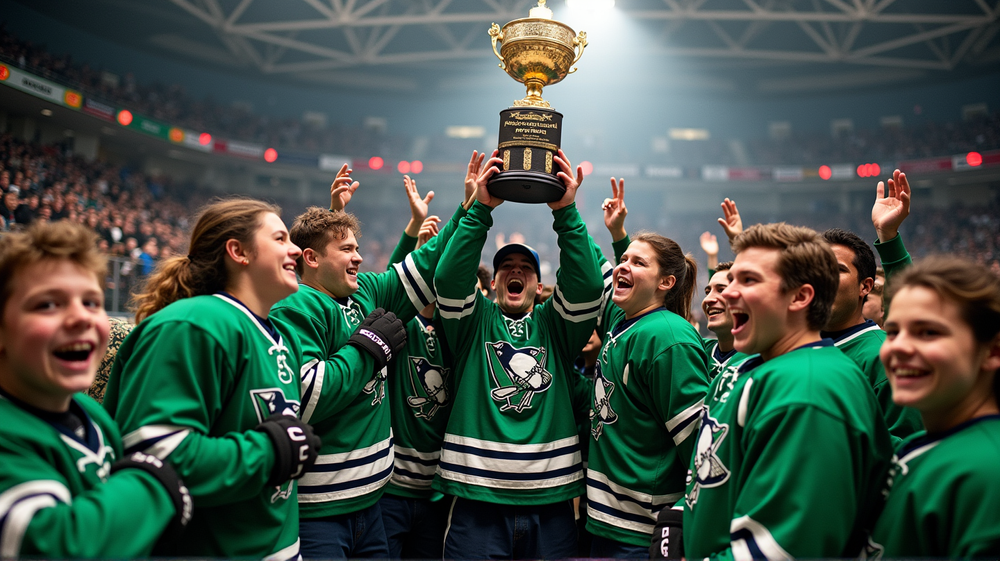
top-left (514, 78), bottom-right (550, 108)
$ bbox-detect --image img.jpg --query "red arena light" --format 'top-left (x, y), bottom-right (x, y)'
top-left (871, 163), bottom-right (881, 176)
top-left (264, 148), bottom-right (278, 163)
top-left (368, 156), bottom-right (384, 170)
top-left (580, 161), bottom-right (594, 176)
top-left (818, 165), bottom-right (832, 180)
top-left (397, 161), bottom-right (411, 174)
top-left (967, 151), bottom-right (983, 167)
top-left (857, 163), bottom-right (881, 178)
top-left (199, 132), bottom-right (212, 145)
top-left (117, 110), bottom-right (133, 126)
top-left (410, 160), bottom-right (424, 174)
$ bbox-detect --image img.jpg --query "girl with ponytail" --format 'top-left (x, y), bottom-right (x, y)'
top-left (868, 255), bottom-right (1000, 557)
top-left (582, 178), bottom-right (710, 557)
top-left (103, 197), bottom-right (322, 559)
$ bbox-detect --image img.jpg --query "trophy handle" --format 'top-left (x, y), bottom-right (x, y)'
top-left (568, 31), bottom-right (588, 74)
top-left (489, 23), bottom-right (506, 70)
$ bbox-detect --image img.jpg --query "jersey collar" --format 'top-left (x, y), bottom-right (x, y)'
top-left (214, 292), bottom-right (283, 346)
top-left (611, 306), bottom-right (666, 338)
top-left (821, 319), bottom-right (880, 344)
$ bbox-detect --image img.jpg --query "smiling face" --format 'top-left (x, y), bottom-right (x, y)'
top-left (312, 229), bottom-right (363, 299)
top-left (723, 247), bottom-right (815, 360)
top-left (0, 260), bottom-right (110, 412)
top-left (244, 212), bottom-right (302, 307)
top-left (826, 244), bottom-right (871, 330)
top-left (492, 253), bottom-right (542, 315)
top-left (702, 270), bottom-right (733, 336)
top-left (881, 285), bottom-right (1000, 431)
top-left (613, 240), bottom-right (673, 319)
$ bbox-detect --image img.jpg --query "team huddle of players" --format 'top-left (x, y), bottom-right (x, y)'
top-left (0, 148), bottom-right (998, 560)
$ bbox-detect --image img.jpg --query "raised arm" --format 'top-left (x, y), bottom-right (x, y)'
top-left (701, 232), bottom-right (719, 277)
top-left (718, 198), bottom-right (744, 244)
top-left (388, 175), bottom-right (438, 268)
top-left (871, 169), bottom-right (913, 280)
top-left (328, 164), bottom-right (360, 212)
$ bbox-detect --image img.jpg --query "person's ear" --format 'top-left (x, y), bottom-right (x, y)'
top-left (535, 283), bottom-right (544, 296)
top-left (788, 283), bottom-right (815, 314)
top-left (658, 275), bottom-right (676, 292)
top-left (225, 239), bottom-right (248, 265)
top-left (860, 277), bottom-right (874, 299)
top-left (301, 248), bottom-right (321, 270)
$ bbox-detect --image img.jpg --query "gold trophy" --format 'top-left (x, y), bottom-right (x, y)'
top-left (487, 0), bottom-right (587, 203)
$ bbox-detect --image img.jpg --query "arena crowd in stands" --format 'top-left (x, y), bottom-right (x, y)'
top-left (2, 24), bottom-right (999, 167)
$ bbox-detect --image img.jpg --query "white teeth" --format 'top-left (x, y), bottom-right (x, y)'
top-left (893, 368), bottom-right (927, 378)
top-left (55, 342), bottom-right (94, 352)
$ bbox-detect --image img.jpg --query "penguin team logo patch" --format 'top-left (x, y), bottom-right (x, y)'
top-left (362, 367), bottom-right (388, 406)
top-left (485, 341), bottom-right (552, 413)
top-left (250, 388), bottom-right (301, 422)
top-left (340, 300), bottom-right (364, 327)
top-left (406, 357), bottom-right (451, 419)
top-left (686, 411), bottom-right (731, 509)
top-left (590, 363), bottom-right (619, 440)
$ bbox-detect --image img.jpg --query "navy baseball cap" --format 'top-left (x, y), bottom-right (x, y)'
top-left (493, 243), bottom-right (541, 277)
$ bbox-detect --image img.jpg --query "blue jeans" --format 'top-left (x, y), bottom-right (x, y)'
top-left (590, 534), bottom-right (650, 559)
top-left (379, 493), bottom-right (450, 559)
top-left (442, 496), bottom-right (578, 560)
top-left (299, 503), bottom-right (389, 559)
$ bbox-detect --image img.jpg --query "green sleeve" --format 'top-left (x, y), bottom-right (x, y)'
top-left (612, 234), bottom-right (631, 265)
top-left (434, 202), bottom-right (492, 359)
top-left (387, 231), bottom-right (418, 269)
top-left (5, 468), bottom-right (176, 558)
top-left (589, 236), bottom-right (618, 335)
top-left (645, 344), bottom-right (710, 468)
top-left (108, 322), bottom-right (276, 506)
top-left (270, 307), bottom-right (376, 425)
top-left (708, 268), bottom-right (716, 279)
top-left (369, 203), bottom-right (468, 324)
top-left (709, 406), bottom-right (868, 561)
top-left (535, 204), bottom-right (605, 360)
top-left (946, 469), bottom-right (1000, 557)
top-left (873, 233), bottom-right (912, 283)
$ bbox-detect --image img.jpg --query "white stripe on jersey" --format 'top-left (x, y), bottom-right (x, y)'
top-left (550, 283), bottom-right (602, 323)
top-left (437, 434), bottom-right (583, 490)
top-left (0, 480), bottom-right (71, 557)
top-left (665, 399), bottom-right (704, 447)
top-left (297, 436), bottom-right (394, 503)
top-left (213, 293), bottom-right (283, 349)
top-left (390, 445), bottom-right (441, 490)
top-left (730, 515), bottom-right (792, 561)
top-left (737, 379), bottom-right (754, 428)
top-left (435, 286), bottom-right (477, 320)
top-left (122, 425), bottom-right (191, 459)
top-left (586, 469), bottom-right (682, 535)
top-left (264, 537), bottom-right (301, 561)
top-left (299, 359), bottom-right (324, 424)
top-left (834, 324), bottom-right (882, 346)
top-left (393, 254), bottom-right (435, 310)
top-left (59, 420), bottom-right (113, 473)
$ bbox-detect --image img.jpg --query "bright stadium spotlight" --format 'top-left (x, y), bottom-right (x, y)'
top-left (967, 151), bottom-right (983, 167)
top-left (818, 165), bottom-right (832, 180)
top-left (117, 110), bottom-right (133, 126)
top-left (199, 132), bottom-right (212, 145)
top-left (264, 148), bottom-right (278, 163)
top-left (368, 156), bottom-right (384, 170)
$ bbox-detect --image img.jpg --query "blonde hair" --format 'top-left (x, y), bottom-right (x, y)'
top-left (731, 223), bottom-right (838, 331)
top-left (0, 220), bottom-right (107, 315)
top-left (131, 197), bottom-right (280, 322)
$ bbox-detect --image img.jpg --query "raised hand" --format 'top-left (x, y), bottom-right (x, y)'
top-left (602, 177), bottom-right (628, 242)
top-left (475, 150), bottom-right (505, 208)
top-left (415, 215), bottom-right (441, 249)
top-left (403, 175), bottom-right (435, 237)
top-left (717, 198), bottom-right (744, 242)
top-left (700, 232), bottom-right (719, 257)
top-left (872, 169), bottom-right (911, 243)
top-left (550, 149), bottom-right (585, 211)
top-left (464, 150), bottom-right (487, 210)
top-left (329, 164), bottom-right (360, 212)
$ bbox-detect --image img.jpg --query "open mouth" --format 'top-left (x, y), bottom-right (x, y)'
top-left (347, 267), bottom-right (358, 278)
top-left (507, 279), bottom-right (524, 296)
top-left (616, 277), bottom-right (633, 290)
top-left (53, 342), bottom-right (95, 362)
top-left (892, 367), bottom-right (929, 380)
top-left (705, 306), bottom-right (725, 318)
top-left (731, 311), bottom-right (749, 332)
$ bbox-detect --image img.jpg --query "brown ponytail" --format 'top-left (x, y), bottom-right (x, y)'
top-left (632, 232), bottom-right (697, 321)
top-left (131, 197), bottom-right (281, 322)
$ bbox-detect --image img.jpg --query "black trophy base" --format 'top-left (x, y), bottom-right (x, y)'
top-left (487, 171), bottom-right (566, 204)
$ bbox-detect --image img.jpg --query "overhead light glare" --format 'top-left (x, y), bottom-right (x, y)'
top-left (669, 128), bottom-right (710, 141)
top-left (446, 126), bottom-right (486, 139)
top-left (565, 0), bottom-right (615, 12)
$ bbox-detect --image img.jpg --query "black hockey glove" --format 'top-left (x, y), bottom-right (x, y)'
top-left (111, 451), bottom-right (193, 543)
top-left (649, 507), bottom-right (684, 560)
top-left (255, 414), bottom-right (322, 486)
top-left (347, 308), bottom-right (407, 372)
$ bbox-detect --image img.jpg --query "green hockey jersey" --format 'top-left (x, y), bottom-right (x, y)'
top-left (823, 320), bottom-right (923, 445)
top-left (104, 293), bottom-right (303, 560)
top-left (866, 415), bottom-right (1000, 559)
top-left (270, 205), bottom-right (465, 518)
top-left (702, 338), bottom-right (751, 381)
top-left (683, 341), bottom-right (893, 561)
top-left (433, 201), bottom-right (604, 505)
top-left (0, 392), bottom-right (176, 558)
top-left (384, 314), bottom-right (454, 499)
top-left (585, 304), bottom-right (710, 547)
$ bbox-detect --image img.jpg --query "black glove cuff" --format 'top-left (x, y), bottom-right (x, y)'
top-left (650, 507), bottom-right (684, 560)
top-left (347, 327), bottom-right (394, 371)
top-left (255, 419), bottom-right (294, 487)
top-left (112, 452), bottom-right (193, 541)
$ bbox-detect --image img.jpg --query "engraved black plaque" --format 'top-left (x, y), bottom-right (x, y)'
top-left (487, 107), bottom-right (566, 204)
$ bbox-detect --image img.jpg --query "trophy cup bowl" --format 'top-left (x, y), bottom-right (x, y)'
top-left (487, 7), bottom-right (586, 203)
